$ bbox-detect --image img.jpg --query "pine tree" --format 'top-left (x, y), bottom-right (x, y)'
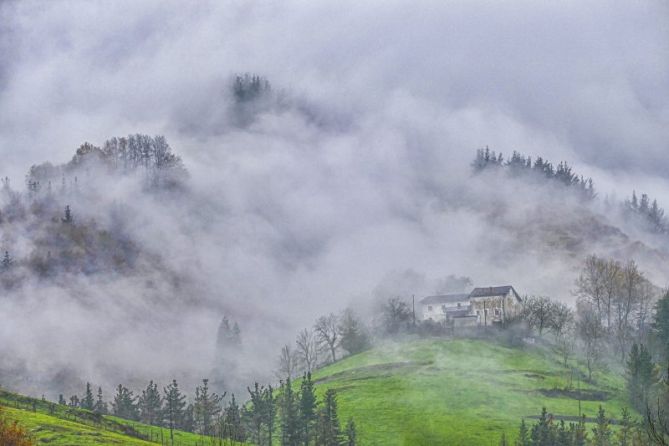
top-left (316, 389), bottom-right (341, 446)
top-left (62, 205), bottom-right (73, 223)
top-left (516, 419), bottom-right (530, 446)
top-left (280, 377), bottom-right (300, 446)
top-left (58, 394), bottom-right (66, 406)
top-left (299, 373), bottom-right (317, 446)
top-left (245, 383), bottom-right (266, 445)
top-left (654, 291), bottom-right (669, 360)
top-left (193, 378), bottom-right (223, 436)
top-left (81, 382), bottom-right (95, 411)
top-left (163, 380), bottom-right (186, 442)
top-left (573, 414), bottom-right (588, 446)
top-left (264, 385), bottom-right (277, 446)
top-left (69, 395), bottom-right (80, 408)
top-left (616, 408), bottom-right (632, 446)
top-left (94, 387), bottom-right (107, 414)
top-left (1, 251), bottom-right (12, 270)
top-left (112, 384), bottom-right (138, 420)
top-left (223, 393), bottom-right (245, 442)
top-left (138, 381), bottom-right (163, 426)
top-left (591, 406), bottom-right (611, 446)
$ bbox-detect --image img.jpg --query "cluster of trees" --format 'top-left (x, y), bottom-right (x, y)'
top-left (25, 135), bottom-right (187, 192)
top-left (245, 373), bottom-right (356, 446)
top-left (574, 255), bottom-right (657, 367)
top-left (277, 309), bottom-right (371, 378)
top-left (232, 74), bottom-right (272, 104)
top-left (508, 406), bottom-right (643, 446)
top-left (624, 192), bottom-right (668, 235)
top-left (58, 373), bottom-right (357, 446)
top-left (471, 148), bottom-right (596, 200)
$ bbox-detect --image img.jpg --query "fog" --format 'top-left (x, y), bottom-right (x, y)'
top-left (0, 0), bottom-right (668, 397)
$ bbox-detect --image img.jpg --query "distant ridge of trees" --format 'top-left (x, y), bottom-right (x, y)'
top-left (623, 191), bottom-right (668, 235)
top-left (472, 147), bottom-right (596, 200)
top-left (25, 134), bottom-right (188, 194)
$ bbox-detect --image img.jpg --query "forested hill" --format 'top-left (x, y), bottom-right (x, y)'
top-left (0, 134), bottom-right (188, 289)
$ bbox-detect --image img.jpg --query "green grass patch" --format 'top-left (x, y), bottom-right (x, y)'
top-left (310, 338), bottom-right (632, 446)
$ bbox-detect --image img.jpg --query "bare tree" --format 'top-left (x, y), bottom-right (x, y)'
top-left (576, 300), bottom-right (605, 380)
top-left (575, 255), bottom-right (607, 323)
top-left (549, 301), bottom-right (574, 339)
top-left (614, 260), bottom-right (644, 362)
top-left (314, 313), bottom-right (339, 363)
top-left (296, 328), bottom-right (319, 373)
top-left (277, 344), bottom-right (298, 379)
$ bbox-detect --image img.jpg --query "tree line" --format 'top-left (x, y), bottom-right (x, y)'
top-left (471, 148), bottom-right (596, 200)
top-left (58, 373), bottom-right (357, 446)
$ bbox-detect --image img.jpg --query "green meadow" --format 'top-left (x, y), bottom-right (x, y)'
top-left (310, 338), bottom-right (631, 446)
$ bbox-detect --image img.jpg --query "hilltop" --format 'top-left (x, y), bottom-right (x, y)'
top-left (310, 337), bottom-right (632, 446)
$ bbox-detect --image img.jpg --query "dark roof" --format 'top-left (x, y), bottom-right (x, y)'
top-left (469, 286), bottom-right (521, 301)
top-left (445, 309), bottom-right (473, 318)
top-left (419, 293), bottom-right (470, 305)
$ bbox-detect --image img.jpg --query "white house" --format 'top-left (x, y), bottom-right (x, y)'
top-left (419, 285), bottom-right (522, 327)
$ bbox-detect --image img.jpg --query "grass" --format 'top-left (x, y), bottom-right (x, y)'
top-left (0, 389), bottom-right (218, 445)
top-left (310, 337), bottom-right (633, 446)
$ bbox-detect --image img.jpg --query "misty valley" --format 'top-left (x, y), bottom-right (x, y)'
top-left (1, 2), bottom-right (669, 445)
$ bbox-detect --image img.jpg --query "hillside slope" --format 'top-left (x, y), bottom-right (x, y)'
top-left (311, 338), bottom-right (631, 446)
top-left (0, 390), bottom-right (213, 446)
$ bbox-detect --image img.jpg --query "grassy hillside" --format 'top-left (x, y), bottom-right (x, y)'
top-left (0, 389), bottom-right (214, 446)
top-left (311, 338), bottom-right (632, 446)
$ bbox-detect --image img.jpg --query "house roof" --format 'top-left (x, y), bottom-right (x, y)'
top-left (419, 293), bottom-right (470, 305)
top-left (469, 286), bottom-right (521, 301)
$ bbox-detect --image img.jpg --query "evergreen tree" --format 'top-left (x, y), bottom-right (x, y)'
top-left (138, 380), bottom-right (163, 426)
top-left (1, 251), bottom-right (12, 271)
top-left (516, 419), bottom-right (530, 446)
top-left (655, 291), bottom-right (669, 360)
top-left (299, 372), bottom-right (317, 446)
top-left (591, 406), bottom-right (611, 446)
top-left (94, 387), bottom-right (107, 415)
top-left (81, 382), bottom-right (95, 411)
top-left (182, 404), bottom-right (195, 433)
top-left (245, 382), bottom-right (266, 445)
top-left (58, 394), bottom-right (66, 406)
top-left (62, 205), bottom-right (73, 223)
top-left (264, 385), bottom-right (277, 446)
top-left (69, 395), bottom-right (80, 408)
top-left (573, 414), bottom-right (588, 446)
top-left (529, 408), bottom-right (553, 446)
top-left (616, 408), bottom-right (633, 446)
top-left (163, 380), bottom-right (187, 442)
top-left (112, 384), bottom-right (138, 420)
top-left (280, 377), bottom-right (300, 446)
top-left (223, 393), bottom-right (245, 442)
top-left (193, 378), bottom-right (223, 436)
top-left (316, 389), bottom-right (341, 446)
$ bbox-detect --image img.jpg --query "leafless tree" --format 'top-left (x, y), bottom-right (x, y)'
top-left (549, 301), bottom-right (574, 339)
top-left (576, 299), bottom-right (605, 381)
top-left (296, 328), bottom-right (319, 373)
top-left (614, 260), bottom-right (644, 362)
top-left (276, 344), bottom-right (298, 379)
top-left (314, 313), bottom-right (339, 363)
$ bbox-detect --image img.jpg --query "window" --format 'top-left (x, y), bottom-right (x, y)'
top-left (494, 308), bottom-right (501, 317)
top-left (457, 302), bottom-right (461, 308)
top-left (441, 305), bottom-right (447, 312)
top-left (428, 306), bottom-right (433, 312)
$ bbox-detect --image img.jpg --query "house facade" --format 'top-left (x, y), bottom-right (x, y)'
top-left (419, 285), bottom-right (522, 327)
